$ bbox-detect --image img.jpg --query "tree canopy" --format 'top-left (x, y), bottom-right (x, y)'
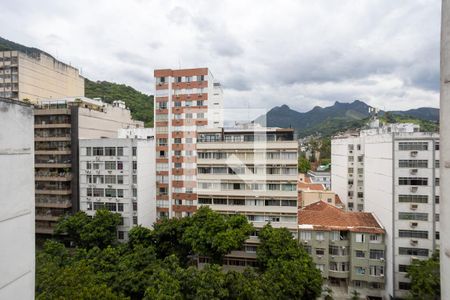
top-left (37, 207), bottom-right (323, 299)
top-left (406, 251), bottom-right (440, 300)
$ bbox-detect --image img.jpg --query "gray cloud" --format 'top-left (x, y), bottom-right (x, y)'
top-left (0, 0), bottom-right (440, 112)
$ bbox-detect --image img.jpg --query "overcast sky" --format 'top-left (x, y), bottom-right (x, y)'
top-left (0, 0), bottom-right (441, 112)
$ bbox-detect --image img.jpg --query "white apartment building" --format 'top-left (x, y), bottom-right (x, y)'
top-left (331, 123), bottom-right (439, 299)
top-left (79, 132), bottom-right (155, 241)
top-left (154, 68), bottom-right (223, 219)
top-left (0, 98), bottom-right (35, 299)
top-left (196, 126), bottom-right (298, 232)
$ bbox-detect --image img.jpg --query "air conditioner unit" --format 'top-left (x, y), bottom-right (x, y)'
top-left (410, 169), bottom-right (418, 175)
top-left (410, 151), bottom-right (418, 157)
top-left (86, 170), bottom-right (91, 174)
top-left (108, 185), bottom-right (112, 188)
top-left (303, 240), bottom-right (308, 244)
top-left (380, 258), bottom-right (385, 261)
top-left (410, 204), bottom-right (418, 210)
top-left (410, 186), bottom-right (418, 193)
top-left (410, 222), bottom-right (418, 228)
top-left (96, 156), bottom-right (100, 161)
top-left (410, 239), bottom-right (418, 246)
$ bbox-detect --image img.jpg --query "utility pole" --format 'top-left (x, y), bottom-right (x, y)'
top-left (440, 1), bottom-right (450, 299)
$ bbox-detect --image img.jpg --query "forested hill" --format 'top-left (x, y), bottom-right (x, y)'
top-left (85, 79), bottom-right (154, 127)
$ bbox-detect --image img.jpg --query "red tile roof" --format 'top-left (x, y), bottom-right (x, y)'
top-left (298, 201), bottom-right (384, 234)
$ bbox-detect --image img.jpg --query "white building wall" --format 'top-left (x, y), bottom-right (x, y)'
top-left (136, 139), bottom-right (156, 228)
top-left (0, 99), bottom-right (35, 300)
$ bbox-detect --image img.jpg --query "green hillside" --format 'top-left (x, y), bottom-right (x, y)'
top-left (85, 79), bottom-right (154, 127)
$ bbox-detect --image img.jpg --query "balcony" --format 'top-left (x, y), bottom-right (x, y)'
top-left (34, 108), bottom-right (70, 115)
top-left (328, 270), bottom-right (350, 279)
top-left (35, 172), bottom-right (72, 181)
top-left (35, 135), bottom-right (71, 142)
top-left (36, 200), bottom-right (72, 208)
top-left (35, 189), bottom-right (71, 196)
top-left (34, 123), bottom-right (71, 129)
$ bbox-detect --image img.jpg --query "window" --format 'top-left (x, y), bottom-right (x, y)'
top-left (133, 161), bottom-right (137, 170)
top-left (398, 177), bottom-right (428, 186)
top-left (330, 231), bottom-right (339, 241)
top-left (132, 188), bottom-right (137, 197)
top-left (186, 138), bottom-right (193, 144)
top-left (93, 147), bottom-right (104, 156)
top-left (435, 160), bottom-right (440, 168)
top-left (399, 282), bottom-right (411, 290)
top-left (435, 196), bottom-right (440, 204)
top-left (315, 248), bottom-right (325, 255)
top-left (133, 202), bottom-right (137, 211)
top-left (369, 265), bottom-right (384, 276)
top-left (86, 147), bottom-right (92, 156)
top-left (104, 202), bottom-right (116, 211)
top-left (355, 250), bottom-right (365, 258)
top-left (398, 160), bottom-right (428, 168)
top-left (118, 231), bottom-right (125, 240)
top-left (86, 161), bottom-right (92, 169)
top-left (300, 231), bottom-right (312, 241)
top-left (105, 147), bottom-right (116, 156)
top-left (133, 175), bottom-right (137, 184)
top-left (399, 264), bottom-right (409, 272)
top-left (399, 247), bottom-right (429, 256)
top-left (369, 249), bottom-right (384, 259)
top-left (117, 161), bottom-right (123, 170)
top-left (174, 138), bottom-right (182, 144)
top-left (399, 142), bottom-right (428, 151)
top-left (117, 203), bottom-right (123, 212)
top-left (117, 175), bottom-right (123, 184)
top-left (316, 264), bottom-right (324, 272)
top-left (355, 233), bottom-right (365, 243)
top-left (435, 178), bottom-right (440, 186)
top-left (86, 202), bottom-right (92, 210)
top-left (399, 194), bottom-right (428, 203)
top-left (399, 230), bottom-right (428, 239)
top-left (132, 147), bottom-right (137, 156)
top-left (117, 189), bottom-right (124, 198)
top-left (399, 212), bottom-right (428, 221)
top-left (316, 232), bottom-right (324, 241)
top-left (105, 175), bottom-right (116, 184)
top-left (105, 161), bottom-right (116, 170)
top-left (329, 245), bottom-right (340, 256)
top-left (105, 189), bottom-right (116, 197)
top-left (354, 267), bottom-right (365, 275)
top-left (93, 188), bottom-right (104, 197)
top-left (133, 216), bottom-right (138, 225)
top-left (117, 147), bottom-right (124, 156)
top-left (369, 234), bottom-right (382, 243)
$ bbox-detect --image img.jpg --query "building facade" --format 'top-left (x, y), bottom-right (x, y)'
top-left (0, 98), bottom-right (35, 299)
top-left (153, 68), bottom-right (223, 219)
top-left (196, 126), bottom-right (298, 232)
top-left (307, 170), bottom-right (331, 190)
top-left (298, 201), bottom-right (386, 300)
top-left (79, 135), bottom-right (155, 241)
top-left (34, 97), bottom-right (143, 234)
top-left (331, 124), bottom-right (439, 298)
top-left (0, 50), bottom-right (84, 103)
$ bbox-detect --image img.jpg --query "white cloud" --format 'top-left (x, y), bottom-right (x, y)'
top-left (0, 0), bottom-right (440, 111)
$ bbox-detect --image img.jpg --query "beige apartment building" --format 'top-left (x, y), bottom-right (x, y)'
top-left (298, 201), bottom-right (386, 299)
top-left (0, 50), bottom-right (84, 103)
top-left (196, 126), bottom-right (299, 231)
top-left (154, 68), bottom-right (223, 219)
top-left (34, 97), bottom-right (143, 234)
top-left (298, 174), bottom-right (344, 209)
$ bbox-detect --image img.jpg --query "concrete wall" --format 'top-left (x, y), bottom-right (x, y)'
top-left (0, 50), bottom-right (84, 103)
top-left (136, 139), bottom-right (156, 228)
top-left (441, 1), bottom-right (450, 298)
top-left (0, 98), bottom-right (35, 299)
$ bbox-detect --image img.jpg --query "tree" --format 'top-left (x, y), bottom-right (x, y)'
top-left (350, 289), bottom-right (360, 300)
top-left (257, 225), bottom-right (323, 299)
top-left (298, 156), bottom-right (311, 173)
top-left (56, 210), bottom-right (121, 249)
top-left (406, 251), bottom-right (440, 300)
top-left (182, 206), bottom-right (254, 263)
top-left (319, 138), bottom-right (331, 160)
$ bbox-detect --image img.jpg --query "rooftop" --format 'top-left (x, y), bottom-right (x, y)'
top-left (298, 201), bottom-right (384, 234)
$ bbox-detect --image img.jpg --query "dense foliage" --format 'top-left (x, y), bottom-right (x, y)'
top-left (406, 251), bottom-right (440, 300)
top-left (37, 207), bottom-right (323, 299)
top-left (85, 79), bottom-right (154, 127)
top-left (298, 156), bottom-right (311, 173)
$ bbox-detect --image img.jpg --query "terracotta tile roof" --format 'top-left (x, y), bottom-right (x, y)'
top-left (298, 175), bottom-right (326, 191)
top-left (298, 201), bottom-right (384, 234)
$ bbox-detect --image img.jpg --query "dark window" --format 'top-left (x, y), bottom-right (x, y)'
top-left (399, 247), bottom-right (429, 256)
top-left (399, 194), bottom-right (428, 203)
top-left (398, 177), bottom-right (428, 186)
top-left (398, 142), bottom-right (428, 151)
top-left (398, 160), bottom-right (428, 168)
top-left (399, 230), bottom-right (428, 239)
top-left (399, 282), bottom-right (411, 290)
top-left (399, 212), bottom-right (428, 221)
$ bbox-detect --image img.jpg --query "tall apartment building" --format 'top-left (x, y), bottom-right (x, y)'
top-left (153, 68), bottom-right (223, 219)
top-left (0, 50), bottom-right (84, 103)
top-left (79, 133), bottom-right (155, 241)
top-left (0, 98), bottom-right (35, 299)
top-left (196, 126), bottom-right (298, 232)
top-left (331, 123), bottom-right (439, 299)
top-left (34, 97), bottom-right (143, 234)
top-left (298, 201), bottom-right (385, 300)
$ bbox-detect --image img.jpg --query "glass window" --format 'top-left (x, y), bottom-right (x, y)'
top-left (355, 233), bottom-right (365, 243)
top-left (93, 147), bottom-right (104, 156)
top-left (105, 161), bottom-right (116, 170)
top-left (316, 232), bottom-right (324, 241)
top-left (300, 231), bottom-right (311, 241)
top-left (117, 147), bottom-right (124, 156)
top-left (105, 147), bottom-right (116, 156)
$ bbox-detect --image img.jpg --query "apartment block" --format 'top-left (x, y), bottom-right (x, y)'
top-left (79, 133), bottom-right (155, 241)
top-left (34, 97), bottom-right (143, 234)
top-left (298, 174), bottom-right (343, 209)
top-left (298, 201), bottom-right (386, 300)
top-left (0, 50), bottom-right (84, 103)
top-left (153, 68), bottom-right (223, 219)
top-left (196, 126), bottom-right (298, 232)
top-left (331, 123), bottom-right (439, 298)
top-left (0, 98), bottom-right (35, 299)
top-left (307, 170), bottom-right (331, 190)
